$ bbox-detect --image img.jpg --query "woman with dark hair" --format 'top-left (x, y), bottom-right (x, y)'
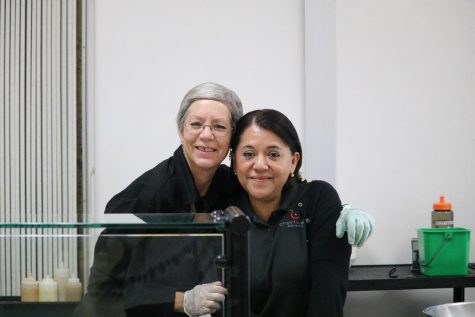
top-left (230, 109), bottom-right (352, 317)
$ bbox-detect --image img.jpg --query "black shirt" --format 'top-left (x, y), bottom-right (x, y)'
top-left (105, 146), bottom-right (233, 214)
top-left (75, 146), bottom-right (233, 317)
top-left (231, 180), bottom-right (351, 317)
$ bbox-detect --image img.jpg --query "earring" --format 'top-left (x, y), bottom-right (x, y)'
top-left (234, 171), bottom-right (237, 175)
top-left (290, 172), bottom-right (295, 178)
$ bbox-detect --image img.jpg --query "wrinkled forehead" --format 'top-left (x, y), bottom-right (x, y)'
top-left (185, 99), bottom-right (231, 121)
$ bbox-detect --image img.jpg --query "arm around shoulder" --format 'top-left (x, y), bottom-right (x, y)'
top-left (306, 181), bottom-right (351, 317)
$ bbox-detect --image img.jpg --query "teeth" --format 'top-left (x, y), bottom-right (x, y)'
top-left (197, 146), bottom-right (214, 152)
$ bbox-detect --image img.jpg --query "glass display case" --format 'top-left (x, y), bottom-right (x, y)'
top-left (0, 208), bottom-right (250, 317)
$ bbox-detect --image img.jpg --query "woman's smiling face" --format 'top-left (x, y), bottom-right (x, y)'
top-left (233, 123), bottom-right (300, 205)
top-left (179, 99), bottom-right (232, 174)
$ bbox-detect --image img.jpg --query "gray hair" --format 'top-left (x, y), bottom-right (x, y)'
top-left (177, 82), bottom-right (243, 132)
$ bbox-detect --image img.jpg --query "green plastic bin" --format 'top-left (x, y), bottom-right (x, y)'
top-left (417, 227), bottom-right (470, 276)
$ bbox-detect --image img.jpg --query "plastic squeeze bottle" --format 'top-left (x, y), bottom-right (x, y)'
top-left (21, 273), bottom-right (39, 302)
top-left (39, 276), bottom-right (58, 302)
top-left (431, 196), bottom-right (454, 228)
top-left (65, 274), bottom-right (83, 302)
top-left (54, 262), bottom-right (70, 301)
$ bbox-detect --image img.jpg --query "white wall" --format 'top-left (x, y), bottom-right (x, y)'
top-left (336, 0), bottom-right (475, 264)
top-left (335, 0), bottom-right (475, 315)
top-left (92, 0), bottom-right (304, 217)
top-left (304, 0), bottom-right (338, 183)
top-left (89, 0), bottom-right (475, 316)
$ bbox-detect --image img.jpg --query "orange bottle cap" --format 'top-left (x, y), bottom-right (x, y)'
top-left (433, 196), bottom-right (452, 211)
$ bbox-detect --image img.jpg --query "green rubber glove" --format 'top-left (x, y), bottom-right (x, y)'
top-left (336, 204), bottom-right (375, 247)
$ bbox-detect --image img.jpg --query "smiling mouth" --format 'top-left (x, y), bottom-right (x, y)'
top-left (196, 146), bottom-right (216, 153)
top-left (250, 176), bottom-right (272, 181)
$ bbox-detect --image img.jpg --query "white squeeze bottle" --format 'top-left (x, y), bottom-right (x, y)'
top-left (65, 274), bottom-right (83, 302)
top-left (21, 273), bottom-right (39, 302)
top-left (39, 276), bottom-right (58, 302)
top-left (54, 262), bottom-right (70, 301)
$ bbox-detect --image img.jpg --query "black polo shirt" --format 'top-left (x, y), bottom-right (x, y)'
top-left (231, 180), bottom-right (351, 317)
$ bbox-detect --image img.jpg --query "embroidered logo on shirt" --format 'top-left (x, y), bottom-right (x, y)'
top-left (279, 210), bottom-right (305, 228)
top-left (290, 210), bottom-right (301, 220)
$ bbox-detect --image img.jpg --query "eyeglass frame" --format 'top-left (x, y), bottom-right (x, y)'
top-left (185, 121), bottom-right (232, 136)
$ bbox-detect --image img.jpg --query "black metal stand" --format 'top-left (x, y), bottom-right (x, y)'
top-left (214, 206), bottom-right (251, 317)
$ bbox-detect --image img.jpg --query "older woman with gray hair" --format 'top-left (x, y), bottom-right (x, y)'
top-left (76, 82), bottom-right (242, 317)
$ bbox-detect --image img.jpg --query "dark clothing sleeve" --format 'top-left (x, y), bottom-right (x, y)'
top-left (73, 231), bottom-right (128, 317)
top-left (74, 161), bottom-right (177, 317)
top-left (307, 181), bottom-right (351, 317)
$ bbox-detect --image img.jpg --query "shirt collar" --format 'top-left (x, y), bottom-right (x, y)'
top-left (232, 181), bottom-right (301, 223)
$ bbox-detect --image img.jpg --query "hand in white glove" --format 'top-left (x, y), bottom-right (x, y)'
top-left (183, 281), bottom-right (227, 317)
top-left (336, 205), bottom-right (375, 247)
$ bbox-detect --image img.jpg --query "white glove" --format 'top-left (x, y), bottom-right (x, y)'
top-left (336, 204), bottom-right (375, 247)
top-left (183, 281), bottom-right (227, 317)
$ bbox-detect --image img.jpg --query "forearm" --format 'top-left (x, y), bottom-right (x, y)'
top-left (86, 234), bottom-right (128, 297)
top-left (309, 231), bottom-right (351, 315)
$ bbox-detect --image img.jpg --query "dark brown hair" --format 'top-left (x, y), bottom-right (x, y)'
top-left (230, 109), bottom-right (304, 183)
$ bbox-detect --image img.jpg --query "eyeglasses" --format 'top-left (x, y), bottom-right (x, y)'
top-left (186, 121), bottom-right (230, 135)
